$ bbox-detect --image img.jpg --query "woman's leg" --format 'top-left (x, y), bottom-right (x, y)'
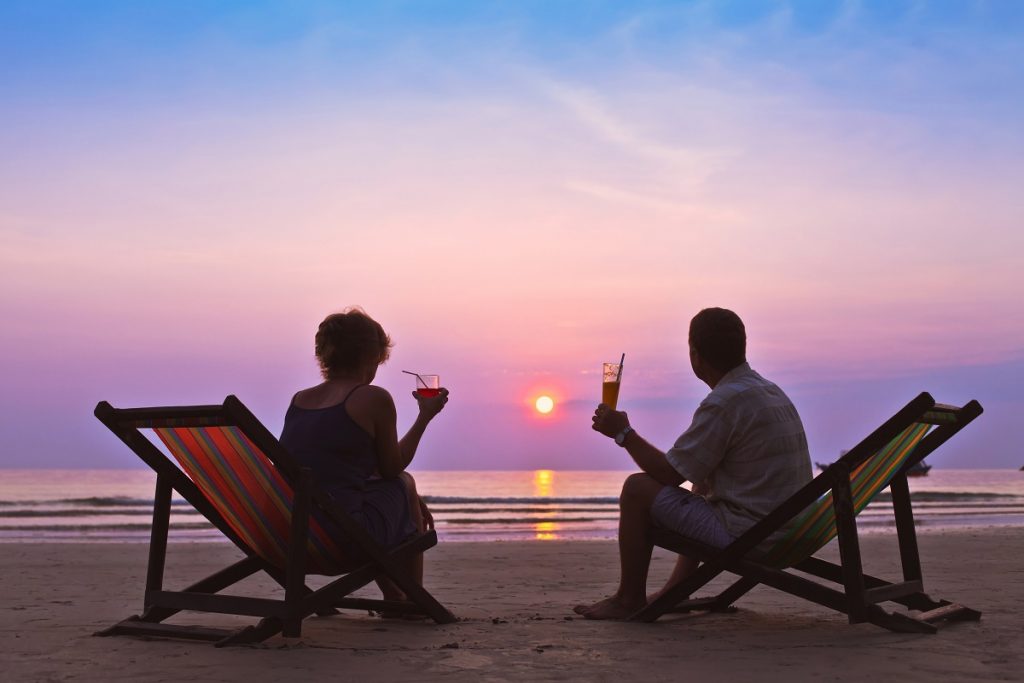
top-left (400, 471), bottom-right (425, 584)
top-left (375, 472), bottom-right (424, 602)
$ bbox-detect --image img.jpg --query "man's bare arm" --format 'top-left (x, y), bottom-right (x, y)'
top-left (591, 403), bottom-right (684, 487)
top-left (619, 430), bottom-right (684, 487)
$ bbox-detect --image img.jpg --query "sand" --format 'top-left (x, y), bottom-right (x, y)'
top-left (2, 528), bottom-right (1022, 682)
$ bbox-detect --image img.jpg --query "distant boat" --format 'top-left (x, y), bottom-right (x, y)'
top-left (906, 460), bottom-right (931, 477)
top-left (815, 456), bottom-right (931, 476)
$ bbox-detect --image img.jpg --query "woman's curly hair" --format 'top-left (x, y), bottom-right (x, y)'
top-left (314, 308), bottom-right (393, 379)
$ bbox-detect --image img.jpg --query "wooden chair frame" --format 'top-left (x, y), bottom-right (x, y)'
top-left (632, 392), bottom-right (983, 633)
top-left (94, 395), bottom-right (455, 647)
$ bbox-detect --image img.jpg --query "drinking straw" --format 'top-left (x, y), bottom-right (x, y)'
top-left (402, 369), bottom-right (428, 387)
top-left (617, 353), bottom-right (625, 382)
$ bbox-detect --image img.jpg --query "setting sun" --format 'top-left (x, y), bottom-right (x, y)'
top-left (535, 395), bottom-right (555, 414)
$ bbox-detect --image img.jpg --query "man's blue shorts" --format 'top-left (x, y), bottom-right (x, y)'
top-left (650, 486), bottom-right (735, 548)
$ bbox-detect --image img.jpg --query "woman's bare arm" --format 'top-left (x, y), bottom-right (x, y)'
top-left (364, 386), bottom-right (449, 479)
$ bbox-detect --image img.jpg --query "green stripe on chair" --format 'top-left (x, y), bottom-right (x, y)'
top-left (763, 422), bottom-right (932, 568)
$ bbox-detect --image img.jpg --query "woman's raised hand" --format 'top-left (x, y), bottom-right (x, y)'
top-left (413, 387), bottom-right (450, 419)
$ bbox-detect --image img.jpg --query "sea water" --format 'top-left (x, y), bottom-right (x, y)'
top-left (1, 469), bottom-right (1022, 543)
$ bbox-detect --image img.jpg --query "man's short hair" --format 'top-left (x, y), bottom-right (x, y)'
top-left (689, 308), bottom-right (746, 374)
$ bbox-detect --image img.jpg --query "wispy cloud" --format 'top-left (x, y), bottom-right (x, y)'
top-left (537, 78), bottom-right (736, 187)
top-left (562, 179), bottom-right (738, 222)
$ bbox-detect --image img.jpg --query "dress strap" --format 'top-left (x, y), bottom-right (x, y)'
top-left (340, 383), bottom-right (368, 405)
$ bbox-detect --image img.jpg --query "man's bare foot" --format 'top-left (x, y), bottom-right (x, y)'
top-left (573, 597), bottom-right (613, 615)
top-left (573, 595), bottom-right (645, 620)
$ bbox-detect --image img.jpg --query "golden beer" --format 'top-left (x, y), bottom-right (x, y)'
top-left (602, 380), bottom-right (621, 409)
top-left (601, 361), bottom-right (623, 409)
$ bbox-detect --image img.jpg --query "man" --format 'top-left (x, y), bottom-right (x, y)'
top-left (576, 307), bottom-right (812, 620)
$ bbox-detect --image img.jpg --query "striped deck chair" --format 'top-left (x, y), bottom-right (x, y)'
top-left (94, 395), bottom-right (455, 647)
top-left (633, 392), bottom-right (983, 633)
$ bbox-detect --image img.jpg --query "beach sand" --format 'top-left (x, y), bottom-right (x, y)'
top-left (2, 528), bottom-right (1021, 682)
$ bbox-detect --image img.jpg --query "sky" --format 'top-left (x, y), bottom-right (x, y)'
top-left (2, 0), bottom-right (1023, 471)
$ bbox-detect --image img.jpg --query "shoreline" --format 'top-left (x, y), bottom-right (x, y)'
top-left (3, 520), bottom-right (1024, 545)
top-left (2, 527), bottom-right (1022, 681)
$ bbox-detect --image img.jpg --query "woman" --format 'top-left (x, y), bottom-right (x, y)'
top-left (280, 307), bottom-right (448, 603)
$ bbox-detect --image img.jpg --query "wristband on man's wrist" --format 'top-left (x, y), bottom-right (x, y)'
top-left (614, 426), bottom-right (635, 447)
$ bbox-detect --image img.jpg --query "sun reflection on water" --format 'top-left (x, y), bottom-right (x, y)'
top-left (532, 470), bottom-right (559, 540)
top-left (533, 469), bottom-right (554, 497)
top-left (534, 520), bottom-right (559, 541)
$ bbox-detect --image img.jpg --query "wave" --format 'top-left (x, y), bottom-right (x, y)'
top-left (438, 516), bottom-right (618, 525)
top-left (426, 506), bottom-right (614, 514)
top-left (0, 509), bottom-right (201, 518)
top-left (871, 491), bottom-right (1021, 503)
top-left (0, 495), bottom-right (622, 508)
top-left (0, 522), bottom-right (214, 532)
top-left (862, 502), bottom-right (1024, 510)
top-left (423, 496), bottom-right (620, 505)
top-left (0, 497), bottom-right (190, 508)
top-left (1, 491), bottom-right (1018, 509)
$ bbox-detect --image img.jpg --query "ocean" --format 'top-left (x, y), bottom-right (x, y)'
top-left (2, 468), bottom-right (1023, 544)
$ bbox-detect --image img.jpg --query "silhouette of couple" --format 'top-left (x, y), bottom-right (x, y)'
top-left (280, 307), bottom-right (811, 620)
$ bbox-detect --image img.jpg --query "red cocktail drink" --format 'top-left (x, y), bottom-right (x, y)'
top-left (411, 373), bottom-right (440, 397)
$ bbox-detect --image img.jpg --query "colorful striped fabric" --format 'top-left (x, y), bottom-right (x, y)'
top-left (762, 421), bottom-right (933, 568)
top-left (154, 426), bottom-right (346, 574)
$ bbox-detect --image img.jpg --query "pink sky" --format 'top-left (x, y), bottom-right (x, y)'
top-left (2, 3), bottom-right (1022, 470)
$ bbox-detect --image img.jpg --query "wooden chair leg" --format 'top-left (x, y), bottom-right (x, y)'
top-left (832, 473), bottom-right (869, 624)
top-left (631, 560), bottom-right (725, 622)
top-left (216, 618), bottom-right (285, 648)
top-left (139, 557), bottom-right (263, 623)
top-left (282, 468), bottom-right (312, 638)
top-left (143, 474), bottom-right (172, 607)
top-left (707, 575), bottom-right (759, 611)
